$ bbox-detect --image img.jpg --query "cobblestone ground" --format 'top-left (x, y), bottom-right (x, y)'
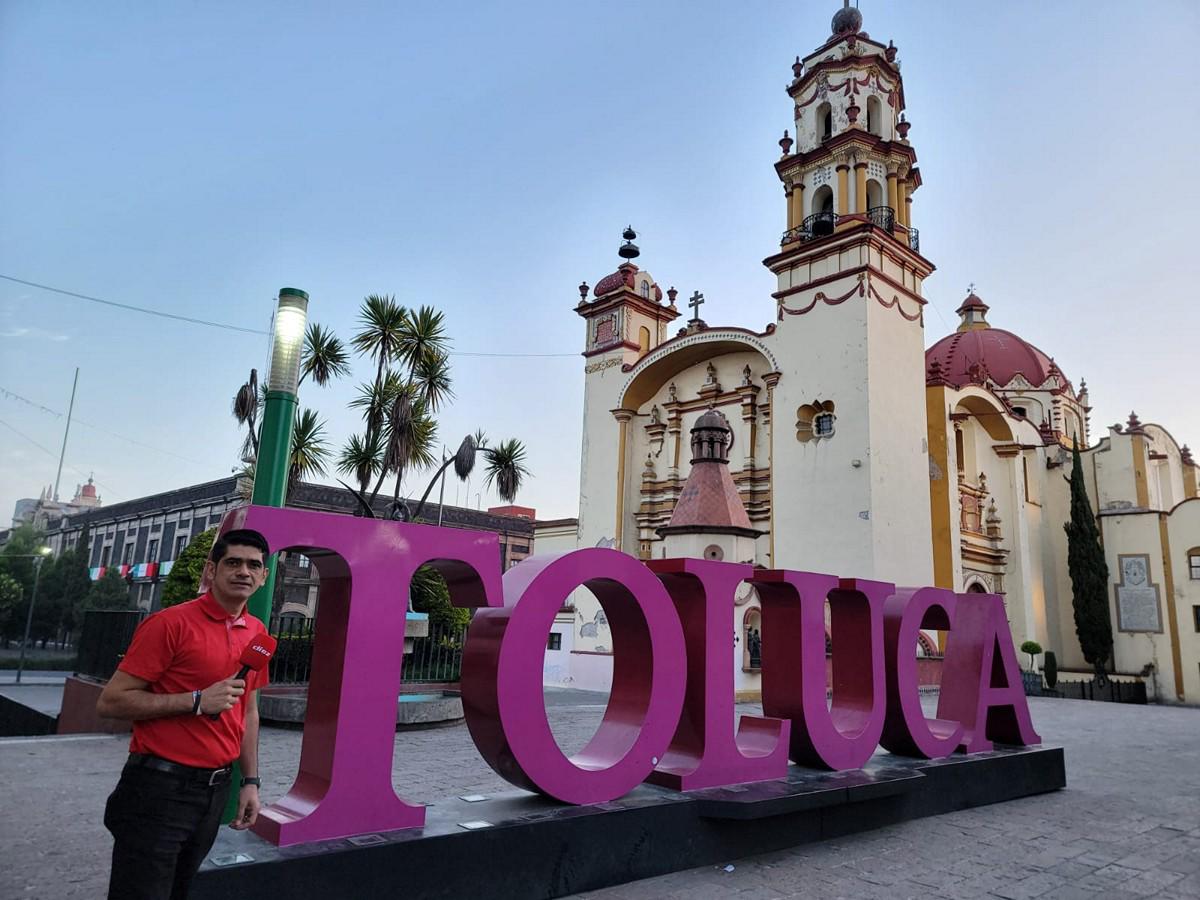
top-left (0, 694), bottom-right (1197, 900)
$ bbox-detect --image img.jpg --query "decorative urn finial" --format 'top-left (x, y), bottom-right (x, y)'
top-left (577, 281), bottom-right (589, 303)
top-left (792, 56), bottom-right (803, 79)
top-left (779, 129), bottom-right (793, 155)
top-left (846, 94), bottom-right (860, 125)
top-left (1126, 411), bottom-right (1143, 433)
top-left (896, 113), bottom-right (911, 140)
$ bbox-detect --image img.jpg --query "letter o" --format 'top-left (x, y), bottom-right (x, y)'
top-left (461, 549), bottom-right (686, 804)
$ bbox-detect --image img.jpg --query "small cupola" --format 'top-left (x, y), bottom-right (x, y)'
top-left (955, 289), bottom-right (991, 332)
top-left (691, 408), bottom-right (733, 464)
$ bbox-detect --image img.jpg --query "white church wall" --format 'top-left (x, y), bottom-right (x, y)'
top-left (771, 291), bottom-right (875, 576)
top-left (1167, 501), bottom-right (1200, 703)
top-left (1099, 512), bottom-right (1180, 699)
top-left (864, 297), bottom-right (933, 586)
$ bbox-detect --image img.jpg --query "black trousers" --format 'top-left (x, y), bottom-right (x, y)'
top-left (104, 762), bottom-right (231, 900)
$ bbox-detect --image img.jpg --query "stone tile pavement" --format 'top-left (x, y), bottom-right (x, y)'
top-left (0, 693), bottom-right (1197, 899)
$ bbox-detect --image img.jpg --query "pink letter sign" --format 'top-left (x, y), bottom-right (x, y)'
top-left (754, 571), bottom-right (891, 770)
top-left (219, 506), bottom-right (503, 846)
top-left (646, 558), bottom-right (789, 790)
top-left (461, 549), bottom-right (686, 804)
top-left (938, 591), bottom-right (1041, 752)
top-left (880, 587), bottom-right (963, 759)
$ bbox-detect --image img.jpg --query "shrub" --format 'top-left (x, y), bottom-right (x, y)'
top-left (1020, 640), bottom-right (1043, 671)
top-left (1043, 650), bottom-right (1058, 688)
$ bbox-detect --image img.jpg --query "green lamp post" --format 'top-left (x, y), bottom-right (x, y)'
top-left (226, 287), bottom-right (307, 822)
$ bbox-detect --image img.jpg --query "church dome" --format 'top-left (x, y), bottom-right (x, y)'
top-left (925, 291), bottom-right (1066, 390)
top-left (926, 327), bottom-right (1059, 389)
top-left (831, 4), bottom-right (863, 35)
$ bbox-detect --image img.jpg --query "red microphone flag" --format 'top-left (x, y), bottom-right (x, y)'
top-left (239, 634), bottom-right (278, 673)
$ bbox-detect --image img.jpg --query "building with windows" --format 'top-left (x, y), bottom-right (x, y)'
top-left (35, 476), bottom-right (537, 614)
top-left (556, 5), bottom-right (1200, 703)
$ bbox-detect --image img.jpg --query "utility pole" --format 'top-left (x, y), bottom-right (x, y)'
top-left (53, 368), bottom-right (79, 501)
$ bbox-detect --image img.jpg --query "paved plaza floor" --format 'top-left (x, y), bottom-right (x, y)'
top-left (0, 692), bottom-right (1197, 900)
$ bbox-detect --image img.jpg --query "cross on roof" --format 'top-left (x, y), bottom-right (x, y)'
top-left (967, 282), bottom-right (975, 294)
top-left (688, 290), bottom-right (705, 321)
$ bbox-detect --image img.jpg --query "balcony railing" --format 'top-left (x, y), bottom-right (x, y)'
top-left (866, 205), bottom-right (895, 231)
top-left (782, 208), bottom-right (914, 247)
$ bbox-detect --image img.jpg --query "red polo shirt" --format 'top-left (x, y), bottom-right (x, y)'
top-left (119, 593), bottom-right (270, 768)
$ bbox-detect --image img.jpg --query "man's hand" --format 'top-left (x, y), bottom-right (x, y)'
top-left (199, 677), bottom-right (246, 716)
top-left (230, 784), bottom-right (260, 830)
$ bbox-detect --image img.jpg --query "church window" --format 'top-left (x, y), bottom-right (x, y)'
top-left (954, 427), bottom-right (965, 473)
top-left (703, 544), bottom-right (724, 561)
top-left (796, 400), bottom-right (836, 442)
top-left (1012, 406), bottom-right (1027, 418)
top-left (866, 96), bottom-right (883, 136)
top-left (640, 280), bottom-right (651, 299)
top-left (547, 633), bottom-right (562, 651)
top-left (1189, 549), bottom-right (1200, 580)
top-left (638, 326), bottom-right (651, 354)
top-left (817, 102), bottom-right (833, 141)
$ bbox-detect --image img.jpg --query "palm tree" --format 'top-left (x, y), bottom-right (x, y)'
top-left (300, 323), bottom-right (351, 387)
top-left (288, 408), bottom-right (332, 491)
top-left (234, 408), bottom-right (331, 499)
top-left (337, 432), bottom-right (384, 498)
top-left (482, 439), bottom-right (530, 504)
top-left (232, 369), bottom-right (260, 462)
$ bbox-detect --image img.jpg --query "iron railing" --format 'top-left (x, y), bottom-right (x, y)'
top-left (867, 205), bottom-right (895, 231)
top-left (265, 615), bottom-right (468, 684)
top-left (908, 227), bottom-right (920, 252)
top-left (76, 609), bottom-right (147, 680)
top-left (403, 622), bottom-right (468, 683)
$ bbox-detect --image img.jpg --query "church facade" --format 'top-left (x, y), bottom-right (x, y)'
top-left (546, 6), bottom-right (1200, 704)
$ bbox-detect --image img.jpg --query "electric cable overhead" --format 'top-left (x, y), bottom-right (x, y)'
top-left (2, 274), bottom-right (579, 357)
top-left (1, 274), bottom-right (270, 335)
top-left (0, 386), bottom-right (210, 467)
top-left (0, 416), bottom-right (121, 499)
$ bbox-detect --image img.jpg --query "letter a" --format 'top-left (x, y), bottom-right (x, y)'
top-left (939, 592), bottom-right (1041, 752)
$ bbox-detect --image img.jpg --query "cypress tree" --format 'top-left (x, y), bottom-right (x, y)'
top-left (1064, 443), bottom-right (1113, 673)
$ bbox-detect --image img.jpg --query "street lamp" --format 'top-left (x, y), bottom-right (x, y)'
top-left (15, 546), bottom-right (53, 684)
top-left (225, 287), bottom-right (307, 822)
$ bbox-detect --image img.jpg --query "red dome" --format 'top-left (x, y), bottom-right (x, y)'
top-left (925, 328), bottom-right (1060, 389)
top-left (594, 265), bottom-right (636, 297)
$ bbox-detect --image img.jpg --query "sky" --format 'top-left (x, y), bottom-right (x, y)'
top-left (2, 0), bottom-right (1198, 525)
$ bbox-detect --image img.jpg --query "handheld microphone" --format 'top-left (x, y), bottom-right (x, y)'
top-left (208, 633), bottom-right (277, 720)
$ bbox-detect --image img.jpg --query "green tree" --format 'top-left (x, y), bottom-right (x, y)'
top-left (85, 568), bottom-right (132, 611)
top-left (0, 525), bottom-right (46, 641)
top-left (0, 573), bottom-right (21, 637)
top-left (410, 566), bottom-right (469, 631)
top-left (60, 526), bottom-right (96, 634)
top-left (1064, 443), bottom-right (1113, 673)
top-left (161, 529), bottom-right (216, 608)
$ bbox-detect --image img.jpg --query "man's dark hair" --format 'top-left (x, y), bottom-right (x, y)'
top-left (211, 529), bottom-right (270, 564)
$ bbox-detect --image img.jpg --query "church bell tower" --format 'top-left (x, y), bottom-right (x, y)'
top-left (765, 3), bottom-right (934, 585)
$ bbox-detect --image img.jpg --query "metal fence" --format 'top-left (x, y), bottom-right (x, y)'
top-left (403, 622), bottom-right (467, 684)
top-left (266, 615), bottom-right (467, 685)
top-left (76, 609), bottom-right (147, 680)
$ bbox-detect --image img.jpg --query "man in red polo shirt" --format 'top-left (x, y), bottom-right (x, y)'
top-left (98, 528), bottom-right (272, 900)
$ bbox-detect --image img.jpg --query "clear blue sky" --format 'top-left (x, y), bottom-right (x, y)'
top-left (2, 1), bottom-right (1197, 523)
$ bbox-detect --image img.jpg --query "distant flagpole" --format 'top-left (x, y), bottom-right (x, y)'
top-left (53, 367), bottom-right (79, 501)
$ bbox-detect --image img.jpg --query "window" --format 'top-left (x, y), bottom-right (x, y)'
top-left (866, 96), bottom-right (883, 136)
top-left (814, 412), bottom-right (835, 437)
top-left (147, 539), bottom-right (159, 563)
top-left (122, 542), bottom-right (136, 565)
top-left (640, 280), bottom-right (651, 299)
top-left (796, 400), bottom-right (836, 443)
top-left (174, 535), bottom-right (188, 558)
top-left (817, 102), bottom-right (833, 141)
top-left (1194, 606), bottom-right (1200, 633)
top-left (638, 325), bottom-right (650, 354)
top-left (1189, 551), bottom-right (1200, 580)
top-left (295, 554), bottom-right (311, 570)
top-left (510, 544), bottom-right (530, 555)
top-left (547, 633), bottom-right (562, 651)
top-left (955, 428), bottom-right (965, 473)
top-left (101, 545), bottom-right (111, 566)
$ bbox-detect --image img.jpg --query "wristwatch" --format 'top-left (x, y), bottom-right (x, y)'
top-left (241, 776), bottom-right (261, 788)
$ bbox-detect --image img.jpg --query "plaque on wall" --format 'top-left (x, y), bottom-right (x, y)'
top-left (1114, 553), bottom-right (1162, 633)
